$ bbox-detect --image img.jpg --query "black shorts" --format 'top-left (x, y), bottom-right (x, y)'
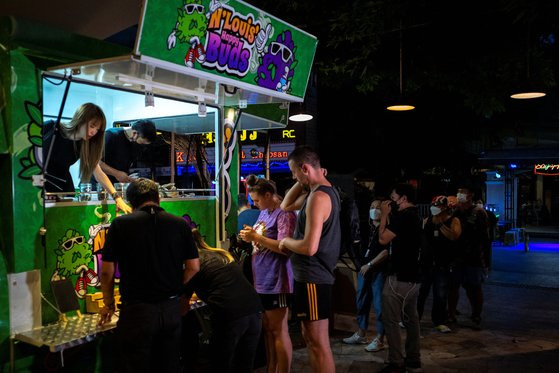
top-left (259, 293), bottom-right (291, 310)
top-left (292, 281), bottom-right (332, 321)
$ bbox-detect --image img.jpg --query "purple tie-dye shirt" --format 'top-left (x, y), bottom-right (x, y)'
top-left (252, 208), bottom-right (296, 294)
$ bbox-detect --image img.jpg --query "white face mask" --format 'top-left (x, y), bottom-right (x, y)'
top-left (476, 203), bottom-right (484, 209)
top-left (457, 193), bottom-right (468, 203)
top-left (369, 208), bottom-right (381, 220)
top-left (430, 206), bottom-right (442, 216)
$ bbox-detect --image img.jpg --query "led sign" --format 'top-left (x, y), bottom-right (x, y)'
top-left (534, 164), bottom-right (559, 176)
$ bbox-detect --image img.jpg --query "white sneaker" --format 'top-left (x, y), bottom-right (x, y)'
top-left (365, 337), bottom-right (385, 352)
top-left (398, 321), bottom-right (406, 329)
top-left (342, 332), bottom-right (368, 344)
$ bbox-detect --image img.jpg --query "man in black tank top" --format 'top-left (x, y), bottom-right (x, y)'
top-left (279, 146), bottom-right (340, 373)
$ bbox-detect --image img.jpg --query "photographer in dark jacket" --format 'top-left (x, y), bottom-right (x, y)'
top-left (448, 187), bottom-right (490, 330)
top-left (417, 196), bottom-right (461, 334)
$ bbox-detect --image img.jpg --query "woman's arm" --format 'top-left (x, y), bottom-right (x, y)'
top-left (241, 226), bottom-right (284, 254)
top-left (241, 211), bottom-right (295, 255)
top-left (93, 164), bottom-right (132, 214)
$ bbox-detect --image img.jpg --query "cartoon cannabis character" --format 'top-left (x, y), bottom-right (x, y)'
top-left (52, 229), bottom-right (99, 298)
top-left (167, 0), bottom-right (212, 67)
top-left (256, 30), bottom-right (297, 93)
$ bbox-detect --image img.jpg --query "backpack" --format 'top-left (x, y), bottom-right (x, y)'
top-left (334, 186), bottom-right (361, 271)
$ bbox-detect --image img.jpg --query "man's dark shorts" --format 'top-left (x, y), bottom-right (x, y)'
top-left (292, 281), bottom-right (332, 321)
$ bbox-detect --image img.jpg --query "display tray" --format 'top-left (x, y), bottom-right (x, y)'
top-left (13, 313), bottom-right (117, 352)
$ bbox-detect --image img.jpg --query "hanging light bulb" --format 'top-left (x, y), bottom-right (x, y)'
top-left (288, 102), bottom-right (313, 122)
top-left (511, 30), bottom-right (546, 100)
top-left (387, 22), bottom-right (415, 112)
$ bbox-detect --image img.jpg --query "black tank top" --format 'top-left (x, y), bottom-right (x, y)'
top-left (291, 185), bottom-right (341, 284)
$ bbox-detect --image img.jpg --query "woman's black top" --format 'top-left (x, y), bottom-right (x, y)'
top-left (186, 257), bottom-right (263, 321)
top-left (42, 120), bottom-right (80, 193)
top-left (360, 224), bottom-right (388, 273)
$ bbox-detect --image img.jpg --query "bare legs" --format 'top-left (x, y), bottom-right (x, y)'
top-left (301, 319), bottom-right (335, 373)
top-left (263, 307), bottom-right (292, 373)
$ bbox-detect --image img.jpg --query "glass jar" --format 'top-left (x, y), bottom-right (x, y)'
top-left (79, 183), bottom-right (92, 201)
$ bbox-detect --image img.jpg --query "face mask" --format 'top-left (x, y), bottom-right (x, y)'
top-left (430, 206), bottom-right (442, 216)
top-left (476, 203), bottom-right (484, 209)
top-left (457, 193), bottom-right (467, 203)
top-left (390, 200), bottom-right (399, 213)
top-left (369, 208), bottom-right (381, 220)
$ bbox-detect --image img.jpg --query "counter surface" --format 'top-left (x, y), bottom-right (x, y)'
top-left (14, 313), bottom-right (117, 352)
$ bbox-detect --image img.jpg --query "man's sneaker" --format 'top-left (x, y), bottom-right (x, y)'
top-left (365, 337), bottom-right (385, 352)
top-left (377, 363), bottom-right (405, 373)
top-left (434, 324), bottom-right (452, 333)
top-left (398, 321), bottom-right (406, 329)
top-left (342, 332), bottom-right (367, 344)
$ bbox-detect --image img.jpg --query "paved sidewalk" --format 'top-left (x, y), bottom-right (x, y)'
top-left (273, 242), bottom-right (559, 372)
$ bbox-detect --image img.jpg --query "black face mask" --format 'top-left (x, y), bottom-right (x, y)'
top-left (390, 200), bottom-right (399, 213)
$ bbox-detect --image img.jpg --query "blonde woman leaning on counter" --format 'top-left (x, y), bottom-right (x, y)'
top-left (42, 103), bottom-right (131, 213)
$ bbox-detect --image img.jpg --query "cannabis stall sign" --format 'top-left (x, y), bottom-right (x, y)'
top-left (136, 0), bottom-right (317, 101)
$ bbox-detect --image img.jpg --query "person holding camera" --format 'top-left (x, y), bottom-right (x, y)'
top-left (378, 183), bottom-right (423, 373)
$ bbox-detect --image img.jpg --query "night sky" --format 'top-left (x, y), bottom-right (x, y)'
top-left (252, 0), bottom-right (559, 192)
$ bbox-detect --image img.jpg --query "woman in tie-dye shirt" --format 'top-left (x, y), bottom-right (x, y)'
top-left (240, 174), bottom-right (296, 373)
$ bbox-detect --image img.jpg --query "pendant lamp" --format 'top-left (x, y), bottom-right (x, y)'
top-left (288, 102), bottom-right (313, 122)
top-left (387, 22), bottom-right (415, 111)
top-left (511, 30), bottom-right (546, 100)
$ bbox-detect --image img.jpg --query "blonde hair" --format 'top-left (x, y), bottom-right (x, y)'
top-left (191, 228), bottom-right (233, 265)
top-left (60, 103), bottom-right (106, 181)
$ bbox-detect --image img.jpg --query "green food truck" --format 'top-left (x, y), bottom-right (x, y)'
top-left (0, 0), bottom-right (316, 370)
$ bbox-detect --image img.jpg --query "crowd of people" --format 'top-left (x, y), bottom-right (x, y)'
top-left (92, 136), bottom-right (494, 373)
top-left (342, 185), bottom-right (493, 373)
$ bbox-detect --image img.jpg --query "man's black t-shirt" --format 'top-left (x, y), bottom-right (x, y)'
top-left (386, 206), bottom-right (422, 283)
top-left (103, 205), bottom-right (198, 303)
top-left (103, 128), bottom-right (139, 183)
top-left (186, 257), bottom-right (263, 321)
top-left (42, 120), bottom-right (80, 193)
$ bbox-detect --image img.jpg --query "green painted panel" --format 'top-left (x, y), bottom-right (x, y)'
top-left (243, 102), bottom-right (288, 125)
top-left (137, 0), bottom-right (317, 99)
top-left (161, 199), bottom-right (217, 246)
top-left (9, 51), bottom-right (43, 275)
top-left (0, 50), bottom-right (43, 367)
top-left (40, 199), bottom-right (216, 322)
top-left (0, 50), bottom-right (14, 369)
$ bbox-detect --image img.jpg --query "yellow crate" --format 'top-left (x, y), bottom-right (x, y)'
top-left (86, 291), bottom-right (121, 313)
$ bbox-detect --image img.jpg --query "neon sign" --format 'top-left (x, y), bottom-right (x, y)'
top-left (534, 164), bottom-right (559, 176)
top-left (241, 150), bottom-right (289, 160)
